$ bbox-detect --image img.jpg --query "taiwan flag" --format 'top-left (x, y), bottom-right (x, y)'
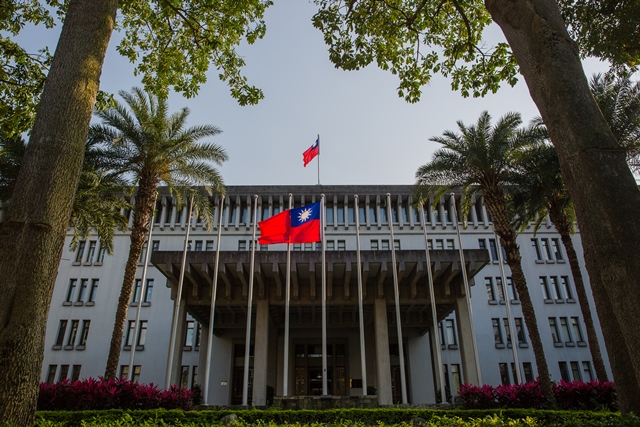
top-left (303, 137), bottom-right (319, 167)
top-left (258, 202), bottom-right (322, 244)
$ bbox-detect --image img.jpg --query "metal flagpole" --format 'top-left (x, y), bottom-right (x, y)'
top-left (165, 196), bottom-right (195, 389)
top-left (203, 195), bottom-right (225, 404)
top-left (321, 194), bottom-right (328, 395)
top-left (283, 194), bottom-right (293, 396)
top-left (420, 204), bottom-right (447, 404)
top-left (354, 195), bottom-right (368, 395)
top-left (495, 231), bottom-right (522, 384)
top-left (317, 134), bottom-right (320, 185)
top-left (242, 195), bottom-right (259, 406)
top-left (387, 193), bottom-right (408, 404)
top-left (450, 193), bottom-right (482, 385)
top-left (128, 192), bottom-right (157, 379)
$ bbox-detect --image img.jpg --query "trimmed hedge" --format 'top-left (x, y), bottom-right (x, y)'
top-left (34, 408), bottom-right (639, 427)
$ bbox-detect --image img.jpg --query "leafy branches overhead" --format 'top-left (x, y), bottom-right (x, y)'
top-left (312, 0), bottom-right (519, 102)
top-left (117, 0), bottom-right (272, 104)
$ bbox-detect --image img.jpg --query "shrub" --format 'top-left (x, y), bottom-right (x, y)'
top-left (37, 377), bottom-right (193, 411)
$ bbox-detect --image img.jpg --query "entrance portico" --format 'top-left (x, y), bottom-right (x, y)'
top-left (152, 248), bottom-right (488, 406)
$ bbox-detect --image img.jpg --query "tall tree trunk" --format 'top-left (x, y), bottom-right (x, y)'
top-left (0, 1), bottom-right (117, 425)
top-left (483, 188), bottom-right (554, 403)
top-left (485, 0), bottom-right (640, 414)
top-left (549, 210), bottom-right (609, 381)
top-left (104, 180), bottom-right (158, 379)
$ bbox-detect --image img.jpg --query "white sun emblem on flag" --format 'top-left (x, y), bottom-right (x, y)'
top-left (298, 208), bottom-right (313, 223)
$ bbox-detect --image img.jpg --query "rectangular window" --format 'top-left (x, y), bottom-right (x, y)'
top-left (194, 240), bottom-right (203, 251)
top-left (185, 320), bottom-right (195, 348)
top-left (120, 365), bottom-right (141, 382)
top-left (191, 366), bottom-right (199, 388)
top-left (144, 279), bottom-right (154, 303)
top-left (138, 320), bottom-right (148, 346)
top-left (96, 243), bottom-right (106, 263)
top-left (570, 361), bottom-right (582, 381)
top-left (74, 241), bottom-right (86, 263)
top-left (304, 243), bottom-right (313, 251)
top-left (390, 202), bottom-right (398, 223)
top-left (325, 203), bottom-right (334, 224)
top-left (54, 320), bottom-right (67, 348)
top-left (151, 240), bottom-right (160, 255)
top-left (561, 276), bottom-right (573, 300)
top-left (58, 365), bottom-right (69, 382)
top-left (326, 240), bottom-right (335, 251)
top-left (400, 203), bottom-right (408, 223)
top-left (76, 279), bottom-right (88, 303)
top-left (293, 243), bottom-right (302, 251)
top-left (67, 320), bottom-right (79, 347)
top-left (205, 240), bottom-right (214, 251)
top-left (571, 317), bottom-right (584, 342)
top-left (499, 363), bottom-right (510, 385)
top-left (507, 277), bottom-right (518, 300)
top-left (368, 205), bottom-right (377, 223)
top-left (492, 318), bottom-right (503, 344)
top-left (549, 318), bottom-right (561, 343)
top-left (488, 239), bottom-right (498, 261)
top-left (515, 318), bottom-right (527, 344)
top-left (379, 203), bottom-right (388, 223)
top-left (552, 238), bottom-right (563, 260)
top-left (560, 317), bottom-right (573, 343)
top-left (438, 321), bottom-right (446, 346)
top-left (541, 238), bottom-right (553, 261)
top-left (337, 240), bottom-right (346, 251)
top-left (551, 276), bottom-right (563, 300)
top-left (139, 242), bottom-right (148, 263)
top-left (78, 320), bottom-right (90, 347)
top-left (125, 320), bottom-right (135, 347)
top-left (238, 241), bottom-right (247, 251)
top-left (503, 318), bottom-right (512, 345)
top-left (445, 319), bottom-right (457, 346)
top-left (478, 239), bottom-right (486, 250)
top-left (132, 279), bottom-right (142, 304)
top-left (358, 205), bottom-right (366, 224)
top-left (485, 277), bottom-right (495, 302)
top-left (46, 365), bottom-right (57, 384)
top-left (523, 362), bottom-right (534, 383)
top-left (531, 239), bottom-right (542, 261)
top-left (540, 277), bottom-right (551, 300)
top-left (582, 361), bottom-right (593, 382)
top-left (87, 279), bottom-right (99, 303)
top-left (85, 241), bottom-right (96, 263)
top-left (435, 239), bottom-right (444, 250)
top-left (65, 279), bottom-right (77, 304)
top-left (337, 204), bottom-right (345, 224)
top-left (381, 240), bottom-right (390, 251)
top-left (558, 361), bottom-right (570, 381)
top-left (495, 278), bottom-right (505, 301)
top-left (393, 240), bottom-right (400, 250)
top-left (195, 322), bottom-right (202, 348)
top-left (261, 205), bottom-right (269, 221)
top-left (180, 366), bottom-right (190, 388)
top-left (446, 239), bottom-right (454, 250)
top-left (450, 364), bottom-right (461, 396)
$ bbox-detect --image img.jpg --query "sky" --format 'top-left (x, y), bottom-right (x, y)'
top-left (26, 0), bottom-right (610, 186)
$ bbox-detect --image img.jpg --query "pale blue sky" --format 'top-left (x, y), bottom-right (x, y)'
top-left (26, 0), bottom-right (609, 186)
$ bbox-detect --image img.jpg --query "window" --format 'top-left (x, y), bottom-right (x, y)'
top-left (87, 279), bottom-right (99, 304)
top-left (379, 203), bottom-right (388, 223)
top-left (151, 240), bottom-right (160, 255)
top-left (531, 239), bottom-right (542, 261)
top-left (262, 205), bottom-right (269, 221)
top-left (438, 322), bottom-right (446, 347)
top-left (326, 241), bottom-right (335, 251)
top-left (561, 276), bottom-right (573, 300)
top-left (67, 320), bottom-right (79, 347)
top-left (144, 279), bottom-right (153, 303)
top-left (337, 240), bottom-right (346, 251)
top-left (76, 279), bottom-right (88, 303)
top-left (205, 240), bottom-right (214, 251)
top-left (549, 318), bottom-right (561, 344)
top-left (337, 204), bottom-right (345, 224)
top-left (503, 318), bottom-right (512, 345)
top-left (582, 361), bottom-right (593, 382)
top-left (499, 363), bottom-right (510, 385)
top-left (560, 317), bottom-right (573, 344)
top-left (523, 362), bottom-right (534, 383)
top-left (195, 322), bottom-right (202, 348)
top-left (132, 279), bottom-right (142, 304)
top-left (293, 243), bottom-right (302, 251)
top-left (139, 242), bottom-right (148, 263)
top-left (393, 240), bottom-right (401, 250)
top-left (238, 241), bottom-right (247, 251)
top-left (435, 239), bottom-right (444, 250)
top-left (46, 365), bottom-right (57, 384)
top-left (552, 238), bottom-right (563, 260)
top-left (54, 320), bottom-right (67, 348)
top-left (445, 239), bottom-right (454, 249)
top-left (540, 277), bottom-right (552, 300)
top-left (488, 239), bottom-right (498, 261)
top-left (96, 243), bottom-right (106, 263)
top-left (478, 239), bottom-right (486, 250)
top-left (571, 317), bottom-right (584, 342)
top-left (390, 202), bottom-right (398, 223)
top-left (358, 205), bottom-right (366, 224)
top-left (381, 240), bottom-right (390, 251)
top-left (85, 241), bottom-right (96, 263)
top-left (180, 366), bottom-right (190, 388)
top-left (304, 243), bottom-right (313, 251)
top-left (506, 277), bottom-right (518, 301)
top-left (65, 279), bottom-right (77, 304)
top-left (445, 319), bottom-right (457, 346)
top-left (558, 361), bottom-right (570, 381)
top-left (191, 366), bottom-right (199, 388)
top-left (368, 204), bottom-right (377, 223)
top-left (485, 277), bottom-right (495, 302)
top-left (74, 241), bottom-right (86, 263)
top-left (125, 320), bottom-right (148, 348)
top-left (450, 364), bottom-right (461, 396)
top-left (570, 361), bottom-right (582, 381)
top-left (492, 319), bottom-right (503, 345)
top-left (325, 203), bottom-right (334, 224)
top-left (400, 203), bottom-right (408, 223)
top-left (78, 320), bottom-right (90, 347)
top-left (551, 276), bottom-right (563, 300)
top-left (194, 240), bottom-right (203, 251)
top-left (58, 365), bottom-right (69, 382)
top-left (515, 318), bottom-right (527, 344)
top-left (185, 320), bottom-right (195, 348)
top-left (120, 365), bottom-right (141, 382)
top-left (540, 238), bottom-right (552, 261)
top-left (495, 278), bottom-right (505, 301)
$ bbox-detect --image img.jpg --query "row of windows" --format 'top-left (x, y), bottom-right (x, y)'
top-left (492, 317), bottom-right (527, 347)
top-left (540, 276), bottom-right (575, 303)
top-left (64, 279), bottom-right (99, 305)
top-left (499, 362), bottom-right (535, 385)
top-left (46, 364), bottom-right (81, 384)
top-left (531, 238), bottom-right (564, 262)
top-left (53, 320), bottom-right (91, 350)
top-left (485, 277), bottom-right (518, 303)
top-left (74, 240), bottom-right (107, 265)
top-left (120, 364), bottom-right (141, 382)
top-left (180, 365), bottom-right (199, 389)
top-left (236, 239), bottom-right (403, 252)
top-left (559, 361), bottom-right (594, 382)
top-left (549, 317), bottom-right (586, 346)
top-left (122, 318), bottom-right (201, 351)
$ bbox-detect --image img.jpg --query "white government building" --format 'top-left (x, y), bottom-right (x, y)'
top-left (38, 185), bottom-right (610, 406)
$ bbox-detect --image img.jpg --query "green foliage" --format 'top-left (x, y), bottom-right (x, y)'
top-left (33, 408), bottom-right (640, 427)
top-left (312, 0), bottom-right (519, 102)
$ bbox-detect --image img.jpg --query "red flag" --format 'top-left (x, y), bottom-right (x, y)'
top-left (303, 137), bottom-right (319, 167)
top-left (259, 202), bottom-right (321, 244)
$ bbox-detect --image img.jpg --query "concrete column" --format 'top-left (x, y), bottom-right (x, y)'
top-left (170, 300), bottom-right (188, 385)
top-left (454, 296), bottom-right (481, 385)
top-left (252, 299), bottom-right (270, 406)
top-left (374, 298), bottom-right (393, 405)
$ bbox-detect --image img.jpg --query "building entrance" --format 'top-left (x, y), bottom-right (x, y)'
top-left (294, 342), bottom-right (347, 396)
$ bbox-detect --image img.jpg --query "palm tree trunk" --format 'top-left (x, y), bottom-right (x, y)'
top-left (483, 188), bottom-right (554, 403)
top-left (550, 213), bottom-right (608, 380)
top-left (104, 180), bottom-right (158, 378)
top-left (0, 1), bottom-right (117, 425)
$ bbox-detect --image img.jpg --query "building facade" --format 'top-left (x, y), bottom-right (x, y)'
top-left (39, 185), bottom-right (610, 406)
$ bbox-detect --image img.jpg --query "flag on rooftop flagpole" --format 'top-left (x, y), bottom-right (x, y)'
top-left (258, 202), bottom-right (321, 244)
top-left (303, 137), bottom-right (319, 167)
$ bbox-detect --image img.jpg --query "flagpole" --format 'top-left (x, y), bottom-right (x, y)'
top-left (321, 194), bottom-right (328, 396)
top-left (283, 194), bottom-right (293, 396)
top-left (317, 134), bottom-right (320, 185)
top-left (203, 195), bottom-right (225, 404)
top-left (242, 195), bottom-right (259, 406)
top-left (354, 195), bottom-right (367, 395)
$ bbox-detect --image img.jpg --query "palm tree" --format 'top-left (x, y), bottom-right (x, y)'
top-left (415, 111), bottom-right (554, 401)
top-left (89, 87), bottom-right (228, 379)
top-left (0, 136), bottom-right (129, 253)
top-left (589, 70), bottom-right (640, 173)
top-left (511, 133), bottom-right (608, 380)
